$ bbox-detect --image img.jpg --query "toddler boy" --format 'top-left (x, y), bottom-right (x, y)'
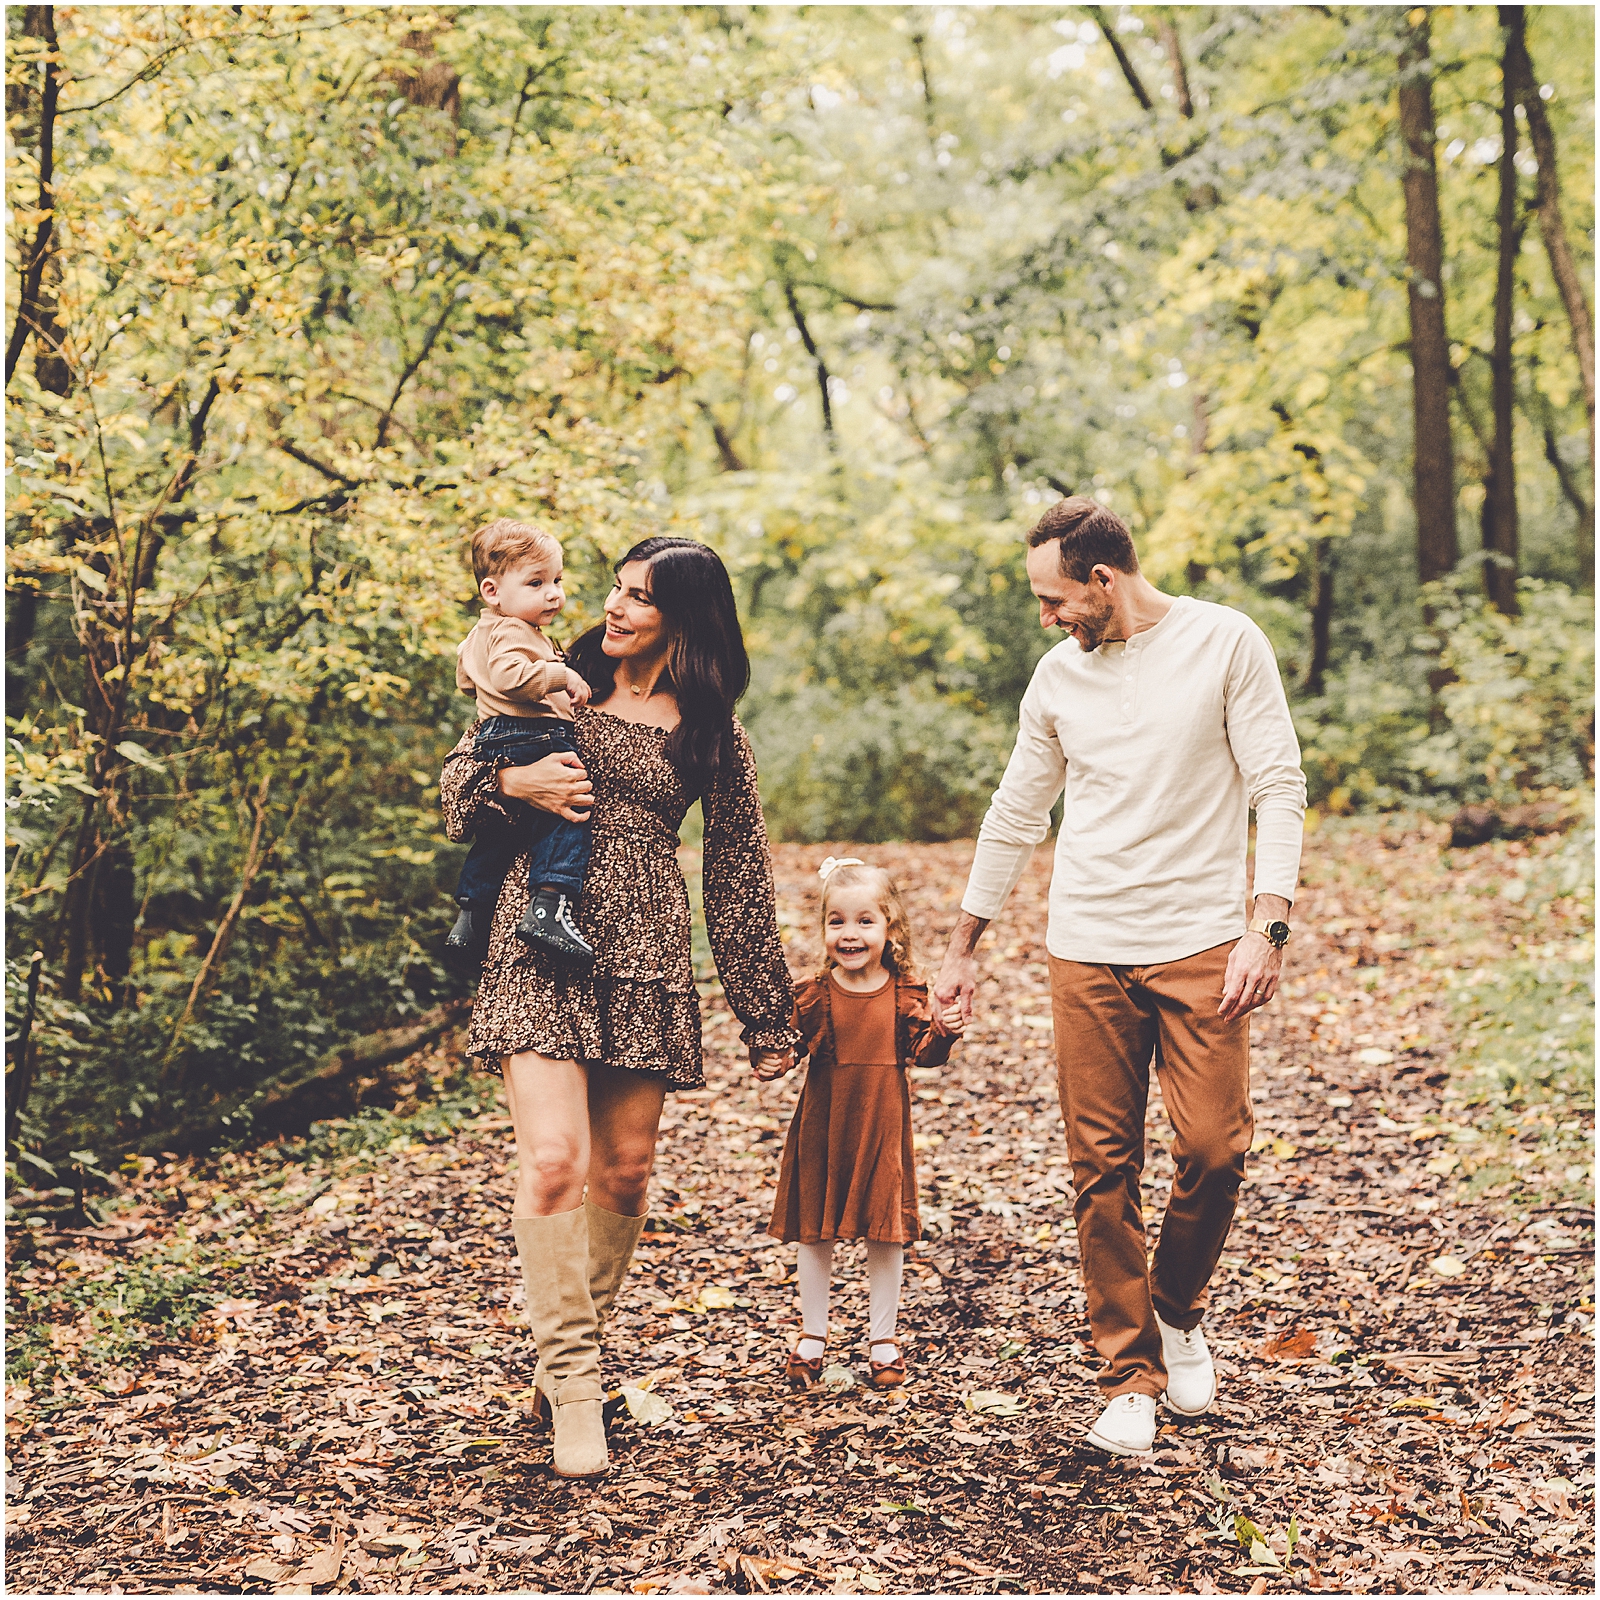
top-left (446, 518), bottom-right (596, 969)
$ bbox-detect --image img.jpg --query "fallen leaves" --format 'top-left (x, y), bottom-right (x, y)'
top-left (963, 1389), bottom-right (1027, 1419)
top-left (1262, 1327), bottom-right (1318, 1361)
top-left (4, 829), bottom-right (1594, 1596)
top-left (621, 1386), bottom-right (675, 1426)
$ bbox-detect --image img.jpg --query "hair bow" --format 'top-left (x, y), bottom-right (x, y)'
top-left (817, 856), bottom-right (866, 881)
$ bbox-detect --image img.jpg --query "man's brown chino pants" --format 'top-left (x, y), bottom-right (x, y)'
top-left (1049, 940), bottom-right (1252, 1398)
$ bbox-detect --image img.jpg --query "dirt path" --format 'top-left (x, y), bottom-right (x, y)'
top-left (6, 828), bottom-right (1594, 1595)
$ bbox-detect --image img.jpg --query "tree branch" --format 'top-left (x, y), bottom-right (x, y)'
top-left (161, 775), bottom-right (273, 1082)
top-left (696, 400), bottom-right (747, 472)
top-left (1506, 16), bottom-right (1594, 475)
top-left (274, 438), bottom-right (364, 487)
top-left (783, 280), bottom-right (833, 439)
top-left (1086, 5), bottom-right (1154, 113)
top-left (374, 255), bottom-right (486, 449)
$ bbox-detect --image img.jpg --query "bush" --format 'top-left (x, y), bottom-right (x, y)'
top-left (1297, 578), bottom-right (1594, 810)
top-left (749, 683), bottom-right (1017, 842)
top-left (1413, 579), bottom-right (1596, 802)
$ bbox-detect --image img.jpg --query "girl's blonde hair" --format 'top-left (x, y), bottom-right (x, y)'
top-left (817, 858), bottom-right (916, 980)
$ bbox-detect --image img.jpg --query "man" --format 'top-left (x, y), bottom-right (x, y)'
top-left (934, 496), bottom-right (1305, 1455)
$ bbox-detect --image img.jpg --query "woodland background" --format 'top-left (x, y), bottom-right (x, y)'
top-left (4, 6), bottom-right (1594, 1177)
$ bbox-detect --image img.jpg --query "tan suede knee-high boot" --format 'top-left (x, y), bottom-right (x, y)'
top-left (534, 1201), bottom-right (647, 1411)
top-left (586, 1200), bottom-right (649, 1328)
top-left (513, 1209), bottom-right (607, 1478)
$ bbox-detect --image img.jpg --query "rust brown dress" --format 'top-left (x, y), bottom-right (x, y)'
top-left (768, 974), bottom-right (954, 1245)
top-left (439, 708), bottom-right (799, 1087)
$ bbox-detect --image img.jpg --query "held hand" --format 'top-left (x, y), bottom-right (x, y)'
top-left (565, 668), bottom-right (592, 708)
top-left (496, 750), bottom-right (594, 823)
top-left (1218, 933), bottom-right (1284, 1023)
top-left (750, 1046), bottom-right (795, 1082)
top-left (932, 951), bottom-right (977, 1036)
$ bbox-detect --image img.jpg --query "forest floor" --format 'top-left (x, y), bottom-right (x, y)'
top-left (6, 820), bottom-right (1595, 1597)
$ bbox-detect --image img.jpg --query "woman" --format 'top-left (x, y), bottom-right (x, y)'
top-left (439, 536), bottom-right (798, 1479)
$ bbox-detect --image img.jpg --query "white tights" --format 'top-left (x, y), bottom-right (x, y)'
top-left (795, 1239), bottom-right (902, 1362)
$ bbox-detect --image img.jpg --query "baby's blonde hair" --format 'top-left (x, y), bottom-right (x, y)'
top-left (818, 859), bottom-right (916, 981)
top-left (471, 517), bottom-right (561, 587)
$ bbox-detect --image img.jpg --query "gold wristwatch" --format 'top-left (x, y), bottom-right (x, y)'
top-left (1248, 917), bottom-right (1292, 950)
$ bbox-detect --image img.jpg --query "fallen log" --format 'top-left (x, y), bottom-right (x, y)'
top-left (1449, 799), bottom-right (1582, 849)
top-left (143, 998), bottom-right (473, 1157)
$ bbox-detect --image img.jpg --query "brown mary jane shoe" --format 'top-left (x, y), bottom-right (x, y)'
top-left (785, 1343), bottom-right (826, 1391)
top-left (868, 1348), bottom-right (907, 1390)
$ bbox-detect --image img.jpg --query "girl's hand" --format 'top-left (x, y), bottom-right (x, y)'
top-left (750, 1046), bottom-right (795, 1081)
top-left (565, 667), bottom-right (593, 707)
top-left (940, 1002), bottom-right (967, 1037)
top-left (497, 750), bottom-right (594, 822)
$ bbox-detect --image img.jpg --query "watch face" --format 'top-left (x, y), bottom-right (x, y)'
top-left (1267, 921), bottom-right (1291, 945)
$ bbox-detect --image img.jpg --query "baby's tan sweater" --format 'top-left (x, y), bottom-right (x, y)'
top-left (455, 612), bottom-right (572, 722)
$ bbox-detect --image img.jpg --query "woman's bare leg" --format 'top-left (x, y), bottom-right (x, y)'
top-left (585, 1065), bottom-right (668, 1216)
top-left (501, 1050), bottom-right (590, 1217)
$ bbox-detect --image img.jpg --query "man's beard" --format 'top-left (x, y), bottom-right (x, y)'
top-left (1064, 594), bottom-right (1115, 651)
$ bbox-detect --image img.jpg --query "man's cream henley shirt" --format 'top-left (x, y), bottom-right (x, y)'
top-left (960, 595), bottom-right (1306, 966)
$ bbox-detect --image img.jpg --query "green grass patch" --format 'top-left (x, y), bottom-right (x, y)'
top-left (6, 1234), bottom-right (245, 1387)
top-left (1441, 818), bottom-right (1594, 1204)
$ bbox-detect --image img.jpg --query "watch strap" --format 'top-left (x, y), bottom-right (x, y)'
top-left (1248, 917), bottom-right (1291, 949)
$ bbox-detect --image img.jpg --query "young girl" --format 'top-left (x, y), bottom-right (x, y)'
top-left (768, 857), bottom-right (965, 1390)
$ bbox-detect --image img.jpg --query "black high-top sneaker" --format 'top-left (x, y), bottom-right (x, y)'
top-left (445, 899), bottom-right (493, 971)
top-left (516, 890), bottom-right (596, 966)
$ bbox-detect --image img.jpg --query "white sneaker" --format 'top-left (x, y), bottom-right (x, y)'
top-left (1086, 1392), bottom-right (1157, 1455)
top-left (1156, 1312), bottom-right (1216, 1416)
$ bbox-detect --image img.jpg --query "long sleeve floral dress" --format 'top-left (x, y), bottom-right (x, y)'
top-left (439, 707), bottom-right (799, 1087)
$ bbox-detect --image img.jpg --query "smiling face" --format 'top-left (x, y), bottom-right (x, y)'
top-left (823, 883), bottom-right (891, 980)
top-left (1025, 542), bottom-right (1116, 652)
top-left (482, 557), bottom-right (564, 628)
top-left (601, 559), bottom-right (669, 661)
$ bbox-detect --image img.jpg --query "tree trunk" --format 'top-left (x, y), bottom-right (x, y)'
top-left (1158, 18), bottom-right (1194, 117)
top-left (1483, 8), bottom-right (1522, 616)
top-left (1506, 14), bottom-right (1595, 480)
top-left (1397, 12), bottom-right (1460, 586)
top-left (92, 840), bottom-right (138, 1000)
top-left (4, 5), bottom-right (60, 387)
top-left (1540, 419), bottom-right (1594, 585)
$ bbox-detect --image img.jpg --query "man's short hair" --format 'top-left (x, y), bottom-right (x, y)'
top-left (471, 518), bottom-right (561, 586)
top-left (1027, 496), bottom-right (1139, 584)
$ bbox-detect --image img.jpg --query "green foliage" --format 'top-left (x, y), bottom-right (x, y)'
top-left (290, 1065), bottom-right (502, 1166)
top-left (1297, 579), bottom-right (1594, 810)
top-left (1418, 581), bottom-right (1596, 803)
top-left (5, 5), bottom-right (1594, 1161)
top-left (5, 1232), bottom-right (241, 1382)
top-left (750, 682), bottom-right (1016, 843)
top-left (1448, 818), bottom-right (1596, 1109)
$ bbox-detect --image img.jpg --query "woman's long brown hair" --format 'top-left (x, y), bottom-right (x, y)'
top-left (567, 537), bottom-right (750, 796)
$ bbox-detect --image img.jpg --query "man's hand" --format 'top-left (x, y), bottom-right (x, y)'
top-left (750, 1046), bottom-right (795, 1082)
top-left (565, 667), bottom-right (593, 707)
top-left (932, 911), bottom-right (989, 1034)
top-left (1218, 896), bottom-right (1291, 1022)
top-left (497, 750), bottom-right (594, 823)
